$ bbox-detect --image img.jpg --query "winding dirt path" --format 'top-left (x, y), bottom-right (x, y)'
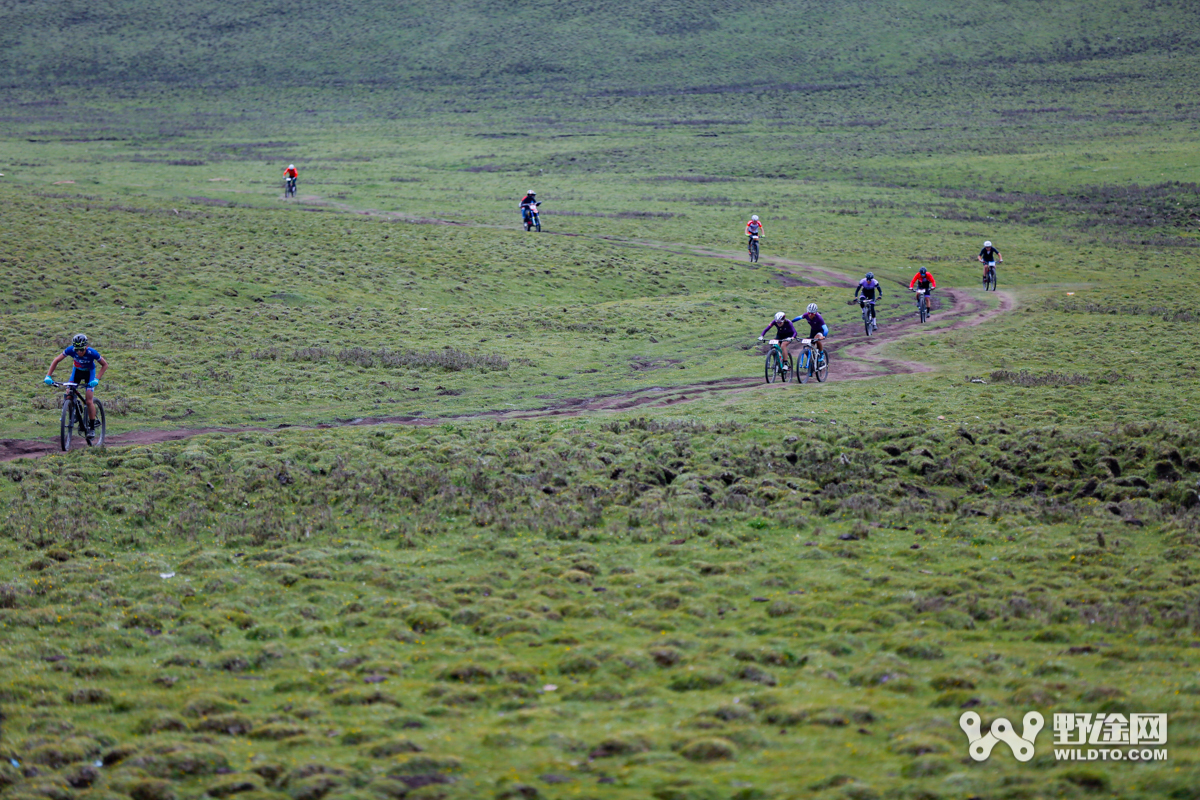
top-left (0, 234), bottom-right (1012, 462)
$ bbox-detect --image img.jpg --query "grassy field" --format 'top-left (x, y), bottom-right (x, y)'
top-left (2, 1), bottom-right (1200, 798)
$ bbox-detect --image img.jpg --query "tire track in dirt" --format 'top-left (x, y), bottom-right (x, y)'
top-left (0, 232), bottom-right (1012, 462)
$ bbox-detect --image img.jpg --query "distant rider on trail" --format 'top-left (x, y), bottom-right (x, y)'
top-left (746, 215), bottom-right (763, 255)
top-left (44, 334), bottom-right (107, 432)
top-left (759, 311), bottom-right (797, 372)
top-left (909, 267), bottom-right (936, 314)
top-left (519, 190), bottom-right (540, 230)
top-left (794, 304), bottom-right (829, 353)
top-left (978, 240), bottom-right (1002, 282)
top-left (854, 271), bottom-right (882, 329)
top-left (283, 164), bottom-right (298, 196)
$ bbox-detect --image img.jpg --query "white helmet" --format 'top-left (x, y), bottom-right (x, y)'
top-left (774, 312), bottom-right (785, 321)
top-left (289, 164), bottom-right (294, 169)
top-left (807, 303), bottom-right (818, 313)
top-left (983, 241), bottom-right (992, 247)
top-left (528, 189), bottom-right (536, 195)
top-left (751, 215), bottom-right (759, 221)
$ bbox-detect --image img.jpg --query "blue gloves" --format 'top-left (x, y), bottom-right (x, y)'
top-left (44, 376), bottom-right (54, 386)
top-left (88, 379), bottom-right (100, 388)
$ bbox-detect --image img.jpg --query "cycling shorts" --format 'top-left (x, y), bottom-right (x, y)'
top-left (71, 367), bottom-right (95, 386)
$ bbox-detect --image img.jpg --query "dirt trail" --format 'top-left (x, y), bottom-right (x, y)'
top-left (0, 232), bottom-right (1012, 462)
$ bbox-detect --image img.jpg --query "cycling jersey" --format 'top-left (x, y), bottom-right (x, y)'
top-left (746, 221), bottom-right (763, 236)
top-left (856, 278), bottom-right (882, 300)
top-left (284, 167), bottom-right (298, 179)
top-left (519, 194), bottom-right (538, 208)
top-left (795, 312), bottom-right (827, 338)
top-left (909, 272), bottom-right (936, 290)
top-left (979, 247), bottom-right (1000, 263)
top-left (64, 346), bottom-right (102, 372)
top-left (762, 318), bottom-right (797, 340)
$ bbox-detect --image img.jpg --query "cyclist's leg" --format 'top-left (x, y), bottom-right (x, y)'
top-left (813, 333), bottom-right (825, 352)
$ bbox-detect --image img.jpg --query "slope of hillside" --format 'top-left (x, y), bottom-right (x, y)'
top-left (2, 0), bottom-right (1198, 99)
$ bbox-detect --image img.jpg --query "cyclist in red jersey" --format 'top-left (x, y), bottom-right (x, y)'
top-left (745, 215), bottom-right (763, 256)
top-left (909, 267), bottom-right (936, 315)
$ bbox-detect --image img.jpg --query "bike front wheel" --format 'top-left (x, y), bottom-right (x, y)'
top-left (863, 310), bottom-right (872, 337)
top-left (919, 298), bottom-right (928, 323)
top-left (88, 400), bottom-right (106, 447)
top-left (815, 350), bottom-right (829, 383)
top-left (796, 348), bottom-right (813, 384)
top-left (60, 400), bottom-right (73, 451)
top-left (764, 350), bottom-right (778, 383)
top-left (749, 241), bottom-right (759, 263)
top-left (989, 271), bottom-right (997, 291)
top-left (533, 214), bottom-right (541, 232)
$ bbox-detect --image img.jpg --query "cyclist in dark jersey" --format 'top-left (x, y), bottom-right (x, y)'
top-left (793, 303), bottom-right (829, 352)
top-left (978, 241), bottom-right (1002, 282)
top-left (759, 311), bottom-right (798, 371)
top-left (44, 333), bottom-right (107, 431)
top-left (854, 272), bottom-right (882, 327)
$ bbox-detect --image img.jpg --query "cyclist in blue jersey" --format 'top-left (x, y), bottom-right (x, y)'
top-left (44, 334), bottom-right (107, 431)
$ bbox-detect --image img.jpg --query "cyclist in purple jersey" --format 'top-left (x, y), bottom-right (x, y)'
top-left (854, 272), bottom-right (882, 326)
top-left (44, 333), bottom-right (108, 431)
top-left (759, 312), bottom-right (798, 371)
top-left (793, 303), bottom-right (829, 352)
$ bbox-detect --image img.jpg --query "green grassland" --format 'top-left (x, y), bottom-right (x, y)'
top-left (2, 0), bottom-right (1200, 798)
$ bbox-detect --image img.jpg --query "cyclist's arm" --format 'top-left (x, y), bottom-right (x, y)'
top-left (46, 353), bottom-right (66, 376)
top-left (995, 251), bottom-right (1002, 261)
top-left (909, 275), bottom-right (919, 289)
top-left (95, 356), bottom-right (108, 381)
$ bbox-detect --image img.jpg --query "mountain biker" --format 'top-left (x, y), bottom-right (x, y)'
top-left (745, 215), bottom-right (764, 254)
top-left (758, 311), bottom-right (798, 371)
top-left (854, 271), bottom-right (882, 327)
top-left (44, 334), bottom-right (107, 432)
top-left (909, 267), bottom-right (936, 314)
top-left (519, 190), bottom-right (539, 229)
top-left (793, 303), bottom-right (829, 352)
top-left (978, 240), bottom-right (1002, 282)
top-left (283, 164), bottom-right (298, 193)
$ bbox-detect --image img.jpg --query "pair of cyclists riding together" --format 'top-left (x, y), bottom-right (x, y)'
top-left (759, 304), bottom-right (829, 372)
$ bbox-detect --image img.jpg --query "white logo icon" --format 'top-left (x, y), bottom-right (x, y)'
top-left (960, 711), bottom-right (1044, 762)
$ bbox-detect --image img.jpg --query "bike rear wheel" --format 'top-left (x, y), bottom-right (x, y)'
top-left (60, 401), bottom-right (73, 451)
top-left (815, 350), bottom-right (829, 382)
top-left (764, 350), bottom-right (778, 383)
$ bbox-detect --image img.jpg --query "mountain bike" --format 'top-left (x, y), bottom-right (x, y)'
top-left (284, 176), bottom-right (297, 198)
top-left (913, 288), bottom-right (932, 323)
top-left (858, 297), bottom-right (878, 336)
top-left (748, 234), bottom-right (760, 263)
top-left (522, 202), bottom-right (541, 232)
top-left (762, 337), bottom-right (793, 383)
top-left (795, 338), bottom-right (829, 384)
top-left (49, 381), bottom-right (105, 451)
top-left (982, 262), bottom-right (997, 291)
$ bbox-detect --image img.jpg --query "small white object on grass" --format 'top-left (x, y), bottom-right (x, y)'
top-left (542, 684), bottom-right (557, 692)
top-left (160, 572), bottom-right (175, 579)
